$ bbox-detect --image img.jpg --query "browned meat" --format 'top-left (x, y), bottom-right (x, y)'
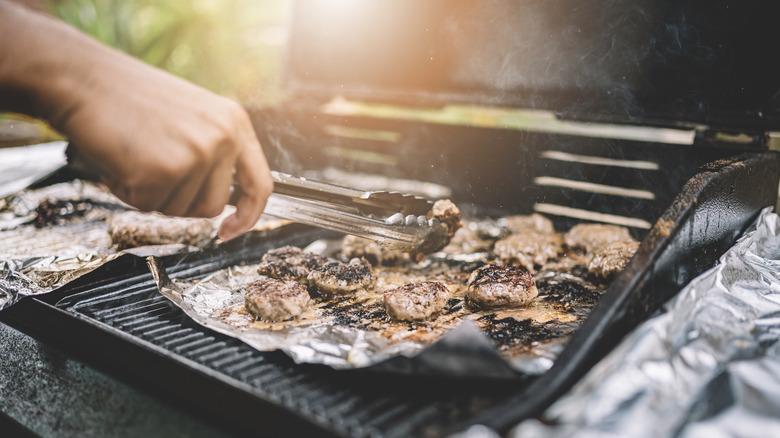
top-left (564, 223), bottom-right (635, 253)
top-left (588, 240), bottom-right (640, 279)
top-left (500, 213), bottom-right (555, 235)
top-left (441, 222), bottom-right (494, 254)
top-left (383, 281), bottom-right (451, 322)
top-left (341, 235), bottom-right (407, 266)
top-left (430, 199), bottom-right (463, 239)
top-left (466, 264), bottom-right (538, 308)
top-left (244, 277), bottom-right (311, 322)
top-left (257, 246), bottom-right (329, 282)
top-left (108, 210), bottom-right (214, 249)
top-left (493, 231), bottom-right (562, 271)
top-left (307, 257), bottom-right (375, 295)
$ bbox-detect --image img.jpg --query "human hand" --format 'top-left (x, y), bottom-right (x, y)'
top-left (0, 2), bottom-right (273, 240)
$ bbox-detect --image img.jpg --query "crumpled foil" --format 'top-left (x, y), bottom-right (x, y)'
top-left (457, 207), bottom-right (780, 437)
top-left (150, 254), bottom-right (527, 378)
top-left (0, 179), bottom-right (215, 310)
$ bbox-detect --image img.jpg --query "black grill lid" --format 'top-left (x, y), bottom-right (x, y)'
top-left (284, 0), bottom-right (780, 131)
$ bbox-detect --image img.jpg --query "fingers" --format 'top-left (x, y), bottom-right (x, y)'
top-left (218, 137), bottom-right (273, 241)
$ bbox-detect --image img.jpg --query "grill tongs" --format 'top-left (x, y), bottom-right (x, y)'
top-left (262, 171), bottom-right (451, 254)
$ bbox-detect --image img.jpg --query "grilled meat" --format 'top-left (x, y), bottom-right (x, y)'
top-left (467, 264), bottom-right (538, 308)
top-left (108, 210), bottom-right (214, 249)
top-left (257, 246), bottom-right (329, 282)
top-left (564, 223), bottom-right (635, 253)
top-left (588, 240), bottom-right (640, 279)
top-left (308, 257), bottom-right (375, 295)
top-left (440, 221), bottom-right (494, 254)
top-left (431, 199), bottom-right (463, 239)
top-left (341, 235), bottom-right (407, 266)
top-left (244, 277), bottom-right (311, 322)
top-left (383, 281), bottom-right (451, 322)
top-left (499, 213), bottom-right (555, 235)
top-left (493, 231), bottom-right (562, 271)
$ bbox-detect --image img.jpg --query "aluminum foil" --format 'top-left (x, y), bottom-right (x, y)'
top-left (0, 179), bottom-right (219, 310)
top-left (150, 251), bottom-right (546, 378)
top-left (456, 207), bottom-right (780, 437)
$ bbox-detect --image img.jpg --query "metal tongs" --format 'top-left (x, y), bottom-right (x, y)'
top-left (64, 144), bottom-right (450, 253)
top-left (264, 172), bottom-right (451, 254)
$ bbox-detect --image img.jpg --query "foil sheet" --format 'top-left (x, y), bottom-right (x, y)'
top-left (149, 250), bottom-right (568, 378)
top-left (457, 208), bottom-right (780, 437)
top-left (0, 179), bottom-right (219, 310)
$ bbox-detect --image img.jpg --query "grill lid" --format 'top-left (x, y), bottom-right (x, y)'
top-left (284, 0), bottom-right (780, 132)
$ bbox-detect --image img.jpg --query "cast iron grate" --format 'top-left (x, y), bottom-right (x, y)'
top-left (46, 251), bottom-right (523, 438)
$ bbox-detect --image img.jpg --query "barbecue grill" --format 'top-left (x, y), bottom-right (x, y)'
top-left (2, 1), bottom-right (779, 437)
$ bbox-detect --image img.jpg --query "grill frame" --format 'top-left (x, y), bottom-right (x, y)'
top-left (2, 116), bottom-right (778, 436)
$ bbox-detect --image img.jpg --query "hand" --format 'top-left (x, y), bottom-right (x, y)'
top-left (60, 55), bottom-right (274, 241)
top-left (0, 1), bottom-right (273, 240)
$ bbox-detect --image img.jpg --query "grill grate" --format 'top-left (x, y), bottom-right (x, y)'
top-left (37, 247), bottom-right (522, 438)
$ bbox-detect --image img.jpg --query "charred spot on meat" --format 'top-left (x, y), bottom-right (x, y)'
top-left (257, 246), bottom-right (329, 282)
top-left (244, 277), bottom-right (311, 322)
top-left (587, 240), bottom-right (640, 280)
top-left (493, 231), bottom-right (562, 272)
top-left (564, 223), bottom-right (635, 253)
top-left (466, 264), bottom-right (538, 308)
top-left (383, 281), bottom-right (451, 322)
top-left (108, 210), bottom-right (215, 249)
top-left (307, 257), bottom-right (375, 295)
top-left (341, 235), bottom-right (407, 266)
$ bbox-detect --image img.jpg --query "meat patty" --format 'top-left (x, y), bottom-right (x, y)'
top-left (341, 235), bottom-right (407, 266)
top-left (466, 264), bottom-right (538, 308)
top-left (499, 213), bottom-right (555, 235)
top-left (307, 257), bottom-right (375, 295)
top-left (430, 199), bottom-right (463, 239)
top-left (564, 223), bottom-right (635, 253)
top-left (108, 210), bottom-right (215, 249)
top-left (244, 277), bottom-right (311, 322)
top-left (257, 246), bottom-right (329, 282)
top-left (384, 281), bottom-right (451, 322)
top-left (493, 231), bottom-right (562, 271)
top-left (441, 222), bottom-right (494, 254)
top-left (588, 240), bottom-right (640, 279)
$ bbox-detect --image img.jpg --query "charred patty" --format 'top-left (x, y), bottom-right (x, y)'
top-left (257, 246), bottom-right (329, 282)
top-left (244, 277), bottom-right (311, 322)
top-left (467, 264), bottom-right (538, 308)
top-left (384, 281), bottom-right (451, 322)
top-left (307, 257), bottom-right (375, 295)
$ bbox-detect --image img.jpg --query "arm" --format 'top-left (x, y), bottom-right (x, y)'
top-left (0, 1), bottom-right (273, 240)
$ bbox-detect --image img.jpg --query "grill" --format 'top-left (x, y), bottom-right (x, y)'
top-left (2, 1), bottom-right (779, 436)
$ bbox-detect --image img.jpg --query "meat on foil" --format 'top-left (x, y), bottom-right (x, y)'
top-left (384, 281), bottom-right (451, 322)
top-left (466, 264), bottom-right (539, 308)
top-left (244, 277), bottom-right (311, 322)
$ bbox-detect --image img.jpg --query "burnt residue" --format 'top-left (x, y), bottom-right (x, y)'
top-left (537, 279), bottom-right (601, 312)
top-left (477, 314), bottom-right (553, 348)
top-left (318, 297), bottom-right (388, 330)
top-left (32, 199), bottom-right (101, 228)
top-left (443, 298), bottom-right (464, 315)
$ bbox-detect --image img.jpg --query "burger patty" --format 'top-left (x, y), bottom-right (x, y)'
top-left (307, 257), bottom-right (375, 295)
top-left (244, 277), bottom-right (311, 322)
top-left (384, 281), bottom-right (451, 322)
top-left (564, 223), bottom-right (635, 253)
top-left (466, 264), bottom-right (538, 308)
top-left (257, 245), bottom-right (329, 282)
top-left (493, 231), bottom-right (562, 272)
top-left (108, 210), bottom-right (215, 249)
top-left (588, 240), bottom-right (640, 279)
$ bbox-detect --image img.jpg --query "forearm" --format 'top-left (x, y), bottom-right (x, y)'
top-left (0, 1), bottom-right (118, 124)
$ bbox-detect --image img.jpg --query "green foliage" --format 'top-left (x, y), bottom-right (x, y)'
top-left (44, 0), bottom-right (289, 104)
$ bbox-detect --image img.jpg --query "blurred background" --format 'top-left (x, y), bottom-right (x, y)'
top-left (1, 0), bottom-right (291, 146)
